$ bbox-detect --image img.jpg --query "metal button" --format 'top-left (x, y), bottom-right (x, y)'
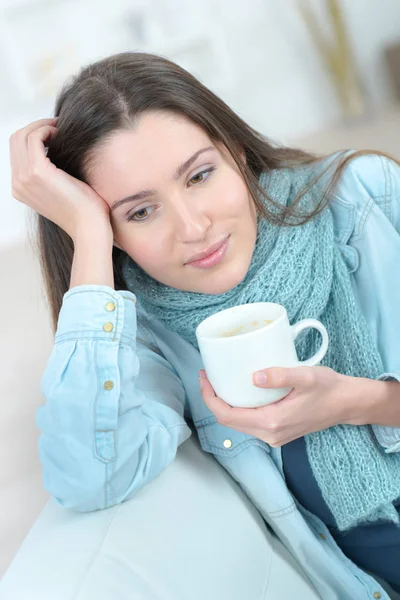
top-left (104, 380), bottom-right (114, 391)
top-left (105, 302), bottom-right (116, 311)
top-left (374, 593), bottom-right (381, 599)
top-left (319, 533), bottom-right (326, 540)
top-left (223, 439), bottom-right (232, 449)
top-left (103, 322), bottom-right (114, 332)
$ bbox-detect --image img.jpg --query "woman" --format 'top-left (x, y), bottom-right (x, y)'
top-left (9, 51), bottom-right (400, 599)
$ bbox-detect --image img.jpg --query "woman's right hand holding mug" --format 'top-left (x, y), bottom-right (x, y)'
top-left (9, 117), bottom-right (113, 243)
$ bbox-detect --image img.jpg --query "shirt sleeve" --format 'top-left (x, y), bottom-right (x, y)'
top-left (371, 157), bottom-right (400, 452)
top-left (372, 373), bottom-right (400, 453)
top-left (36, 284), bottom-right (192, 512)
top-left (383, 153), bottom-right (400, 234)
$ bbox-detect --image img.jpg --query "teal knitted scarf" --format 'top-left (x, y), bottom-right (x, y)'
top-left (121, 163), bottom-right (400, 532)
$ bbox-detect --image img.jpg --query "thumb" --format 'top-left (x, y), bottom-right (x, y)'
top-left (253, 366), bottom-right (315, 389)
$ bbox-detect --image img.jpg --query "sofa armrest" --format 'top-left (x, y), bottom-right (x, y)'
top-left (0, 435), bottom-right (319, 600)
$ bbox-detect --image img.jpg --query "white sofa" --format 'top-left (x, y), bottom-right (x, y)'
top-left (0, 240), bottom-right (398, 600)
top-left (1, 432), bottom-right (325, 600)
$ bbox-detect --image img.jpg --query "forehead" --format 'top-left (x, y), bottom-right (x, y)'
top-left (86, 112), bottom-right (220, 209)
top-left (90, 112), bottom-right (212, 179)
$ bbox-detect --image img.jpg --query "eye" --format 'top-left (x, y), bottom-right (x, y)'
top-left (127, 207), bottom-right (152, 222)
top-left (188, 166), bottom-right (215, 186)
top-left (127, 166), bottom-right (216, 223)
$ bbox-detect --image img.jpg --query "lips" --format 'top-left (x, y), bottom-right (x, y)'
top-left (185, 236), bottom-right (229, 264)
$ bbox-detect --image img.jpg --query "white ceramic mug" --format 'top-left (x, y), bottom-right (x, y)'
top-left (195, 302), bottom-right (329, 408)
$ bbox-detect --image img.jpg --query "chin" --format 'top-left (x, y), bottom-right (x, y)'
top-left (192, 262), bottom-right (249, 295)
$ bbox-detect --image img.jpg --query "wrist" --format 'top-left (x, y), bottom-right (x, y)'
top-left (367, 379), bottom-right (400, 427)
top-left (73, 217), bottom-right (113, 246)
top-left (70, 220), bottom-right (115, 289)
top-left (341, 375), bottom-right (393, 426)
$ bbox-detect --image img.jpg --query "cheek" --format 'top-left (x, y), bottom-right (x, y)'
top-left (123, 230), bottom-right (170, 269)
top-left (218, 178), bottom-right (250, 214)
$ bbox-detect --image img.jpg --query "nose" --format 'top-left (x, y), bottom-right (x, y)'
top-left (171, 196), bottom-right (212, 242)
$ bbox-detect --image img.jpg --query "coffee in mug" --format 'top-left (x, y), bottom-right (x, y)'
top-left (220, 319), bottom-right (273, 337)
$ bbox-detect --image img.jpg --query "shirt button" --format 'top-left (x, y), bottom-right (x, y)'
top-left (103, 322), bottom-right (114, 332)
top-left (373, 593), bottom-right (381, 599)
top-left (105, 302), bottom-right (116, 311)
top-left (104, 380), bottom-right (114, 391)
top-left (319, 533), bottom-right (326, 540)
top-left (223, 439), bottom-right (232, 449)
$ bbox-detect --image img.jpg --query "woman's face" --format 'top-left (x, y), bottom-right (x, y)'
top-left (88, 111), bottom-right (258, 294)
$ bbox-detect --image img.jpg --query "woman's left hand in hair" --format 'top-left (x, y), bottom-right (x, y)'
top-left (198, 366), bottom-right (366, 447)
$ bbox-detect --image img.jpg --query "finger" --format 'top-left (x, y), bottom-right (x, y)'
top-left (10, 118), bottom-right (58, 175)
top-left (198, 372), bottom-right (237, 415)
top-left (198, 371), bottom-right (219, 405)
top-left (253, 366), bottom-right (316, 389)
top-left (11, 123), bottom-right (57, 182)
top-left (9, 133), bottom-right (20, 179)
top-left (27, 125), bottom-right (58, 172)
top-left (15, 117), bottom-right (58, 138)
top-left (199, 371), bottom-right (274, 430)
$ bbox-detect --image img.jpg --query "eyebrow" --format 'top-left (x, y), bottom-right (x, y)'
top-left (110, 146), bottom-right (216, 213)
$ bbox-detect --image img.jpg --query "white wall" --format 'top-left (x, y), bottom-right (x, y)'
top-left (1, 0), bottom-right (400, 248)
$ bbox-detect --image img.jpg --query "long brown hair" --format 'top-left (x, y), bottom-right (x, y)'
top-left (31, 51), bottom-right (399, 336)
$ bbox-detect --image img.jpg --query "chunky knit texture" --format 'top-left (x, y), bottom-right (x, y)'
top-left (121, 163), bottom-right (400, 532)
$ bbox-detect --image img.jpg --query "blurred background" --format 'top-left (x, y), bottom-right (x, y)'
top-left (2, 0), bottom-right (400, 246)
top-left (0, 0), bottom-right (400, 579)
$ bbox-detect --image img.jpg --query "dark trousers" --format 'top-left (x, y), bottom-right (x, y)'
top-left (282, 436), bottom-right (400, 593)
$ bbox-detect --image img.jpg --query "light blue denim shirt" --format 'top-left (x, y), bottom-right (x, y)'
top-left (36, 154), bottom-right (400, 600)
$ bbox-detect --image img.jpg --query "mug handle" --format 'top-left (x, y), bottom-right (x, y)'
top-left (290, 319), bottom-right (329, 367)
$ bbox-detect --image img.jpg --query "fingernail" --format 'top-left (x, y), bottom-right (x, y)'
top-left (254, 371), bottom-right (267, 385)
top-left (199, 370), bottom-right (206, 379)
